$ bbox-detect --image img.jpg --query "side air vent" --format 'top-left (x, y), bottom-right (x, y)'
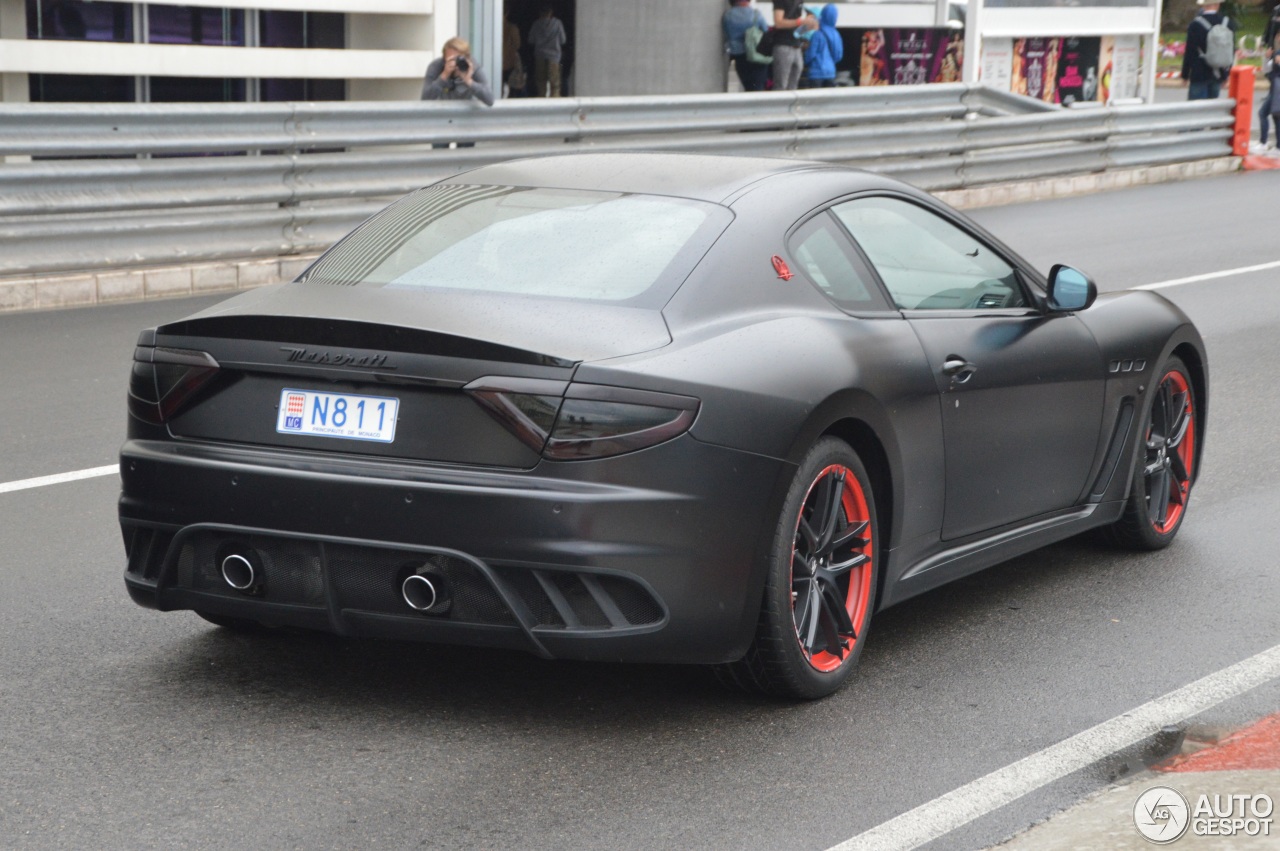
top-left (1089, 398), bottom-right (1136, 500)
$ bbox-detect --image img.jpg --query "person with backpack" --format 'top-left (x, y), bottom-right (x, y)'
top-left (1181, 0), bottom-right (1238, 100)
top-left (723, 0), bottom-right (771, 92)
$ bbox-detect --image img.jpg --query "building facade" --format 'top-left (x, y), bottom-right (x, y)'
top-left (0, 0), bottom-right (445, 103)
top-left (0, 0), bottom-right (1159, 106)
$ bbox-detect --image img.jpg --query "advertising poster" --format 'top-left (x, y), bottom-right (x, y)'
top-left (1110, 35), bottom-right (1142, 101)
top-left (981, 38), bottom-right (1014, 92)
top-left (856, 29), bottom-right (964, 87)
top-left (1099, 37), bottom-right (1115, 103)
top-left (1012, 37), bottom-right (1060, 103)
top-left (1055, 37), bottom-right (1101, 105)
top-left (860, 29), bottom-right (889, 86)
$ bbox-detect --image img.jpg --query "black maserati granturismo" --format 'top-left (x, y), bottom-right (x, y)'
top-left (120, 153), bottom-right (1206, 698)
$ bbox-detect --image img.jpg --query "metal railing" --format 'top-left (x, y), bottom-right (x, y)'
top-left (0, 85), bottom-right (1234, 277)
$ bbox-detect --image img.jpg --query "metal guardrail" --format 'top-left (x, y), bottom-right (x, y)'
top-left (0, 85), bottom-right (1233, 277)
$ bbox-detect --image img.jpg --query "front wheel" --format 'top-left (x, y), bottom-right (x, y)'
top-left (717, 438), bottom-right (878, 699)
top-left (1106, 356), bottom-right (1198, 550)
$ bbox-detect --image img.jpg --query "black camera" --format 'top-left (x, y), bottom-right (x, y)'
top-left (455, 56), bottom-right (470, 74)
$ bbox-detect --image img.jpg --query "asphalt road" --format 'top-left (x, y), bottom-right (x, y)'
top-left (3, 171), bottom-right (1280, 851)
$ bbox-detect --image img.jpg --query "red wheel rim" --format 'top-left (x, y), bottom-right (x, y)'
top-left (789, 464), bottom-right (874, 673)
top-left (1145, 369), bottom-right (1195, 534)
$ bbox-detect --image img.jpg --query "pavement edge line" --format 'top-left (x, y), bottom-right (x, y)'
top-left (827, 642), bottom-right (1280, 851)
top-left (0, 464), bottom-right (119, 495)
top-left (1136, 258), bottom-right (1280, 291)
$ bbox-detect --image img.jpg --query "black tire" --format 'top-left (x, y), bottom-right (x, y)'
top-left (716, 437), bottom-right (879, 700)
top-left (1105, 356), bottom-right (1198, 551)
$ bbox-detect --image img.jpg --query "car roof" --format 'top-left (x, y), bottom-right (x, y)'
top-left (440, 152), bottom-right (889, 204)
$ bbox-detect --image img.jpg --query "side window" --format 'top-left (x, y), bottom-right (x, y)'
top-left (788, 213), bottom-right (890, 312)
top-left (832, 197), bottom-right (1027, 311)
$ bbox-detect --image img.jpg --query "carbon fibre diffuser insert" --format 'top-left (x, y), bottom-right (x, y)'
top-left (133, 524), bottom-right (667, 639)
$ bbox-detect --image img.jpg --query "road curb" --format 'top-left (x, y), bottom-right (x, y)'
top-left (993, 713), bottom-right (1280, 849)
top-left (0, 156), bottom-right (1243, 316)
top-left (0, 252), bottom-right (322, 316)
top-left (935, 156), bottom-right (1241, 211)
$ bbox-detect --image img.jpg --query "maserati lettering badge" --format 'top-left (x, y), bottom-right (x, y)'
top-left (280, 347), bottom-right (396, 370)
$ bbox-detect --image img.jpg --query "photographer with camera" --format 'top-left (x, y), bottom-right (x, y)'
top-left (421, 37), bottom-right (494, 107)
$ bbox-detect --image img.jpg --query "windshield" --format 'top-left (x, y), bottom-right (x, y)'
top-left (301, 184), bottom-right (729, 306)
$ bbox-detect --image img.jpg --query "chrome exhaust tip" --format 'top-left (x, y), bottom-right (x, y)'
top-left (220, 553), bottom-right (257, 592)
top-left (401, 573), bottom-right (439, 612)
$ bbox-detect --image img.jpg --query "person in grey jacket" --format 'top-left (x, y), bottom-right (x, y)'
top-left (528, 5), bottom-right (567, 97)
top-left (421, 37), bottom-right (494, 106)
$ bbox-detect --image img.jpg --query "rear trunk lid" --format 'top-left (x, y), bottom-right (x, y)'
top-left (148, 284), bottom-right (672, 468)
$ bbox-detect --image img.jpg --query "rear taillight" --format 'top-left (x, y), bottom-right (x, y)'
top-left (128, 345), bottom-right (220, 425)
top-left (465, 376), bottom-right (565, 455)
top-left (465, 378), bottom-right (699, 461)
top-left (544, 391), bottom-right (698, 460)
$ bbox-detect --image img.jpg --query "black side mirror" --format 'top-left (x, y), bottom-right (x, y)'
top-left (1046, 264), bottom-right (1097, 312)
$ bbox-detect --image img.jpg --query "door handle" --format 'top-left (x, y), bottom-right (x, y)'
top-left (942, 356), bottom-right (977, 382)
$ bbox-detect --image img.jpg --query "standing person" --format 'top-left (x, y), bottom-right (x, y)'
top-left (723, 0), bottom-right (770, 93)
top-left (803, 4), bottom-right (843, 88)
top-left (1255, 42), bottom-right (1280, 152)
top-left (1181, 0), bottom-right (1237, 101)
top-left (1265, 4), bottom-right (1280, 55)
top-left (503, 10), bottom-right (525, 97)
top-left (528, 4), bottom-right (567, 98)
top-left (422, 37), bottom-right (493, 149)
top-left (421, 37), bottom-right (495, 106)
top-left (771, 0), bottom-right (817, 91)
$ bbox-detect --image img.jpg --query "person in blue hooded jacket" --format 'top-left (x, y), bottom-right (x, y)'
top-left (803, 5), bottom-right (843, 87)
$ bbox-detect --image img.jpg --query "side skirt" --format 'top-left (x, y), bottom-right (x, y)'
top-left (881, 499), bottom-right (1125, 608)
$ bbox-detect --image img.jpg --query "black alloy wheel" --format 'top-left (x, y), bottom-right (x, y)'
top-left (1107, 356), bottom-right (1197, 550)
top-left (717, 437), bottom-right (878, 699)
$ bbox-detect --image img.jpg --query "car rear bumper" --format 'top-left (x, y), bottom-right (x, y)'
top-left (119, 435), bottom-right (791, 664)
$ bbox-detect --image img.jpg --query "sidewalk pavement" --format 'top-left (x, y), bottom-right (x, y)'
top-left (994, 713), bottom-right (1280, 849)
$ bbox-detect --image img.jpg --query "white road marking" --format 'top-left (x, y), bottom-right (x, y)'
top-left (1135, 259), bottom-right (1280, 290)
top-left (828, 641), bottom-right (1280, 851)
top-left (0, 464), bottom-right (118, 495)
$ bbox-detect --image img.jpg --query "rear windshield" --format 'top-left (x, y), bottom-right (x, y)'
top-left (301, 184), bottom-right (730, 306)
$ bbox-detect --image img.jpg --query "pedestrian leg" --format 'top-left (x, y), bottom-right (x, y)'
top-left (534, 57), bottom-right (549, 97)
top-left (547, 61), bottom-right (562, 97)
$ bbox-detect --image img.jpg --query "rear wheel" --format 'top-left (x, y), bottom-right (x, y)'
top-left (717, 438), bottom-right (878, 699)
top-left (1106, 356), bottom-right (1197, 550)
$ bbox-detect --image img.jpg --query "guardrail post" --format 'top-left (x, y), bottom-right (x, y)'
top-left (1229, 66), bottom-right (1255, 156)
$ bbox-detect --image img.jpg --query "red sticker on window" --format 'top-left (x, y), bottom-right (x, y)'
top-left (771, 255), bottom-right (794, 281)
